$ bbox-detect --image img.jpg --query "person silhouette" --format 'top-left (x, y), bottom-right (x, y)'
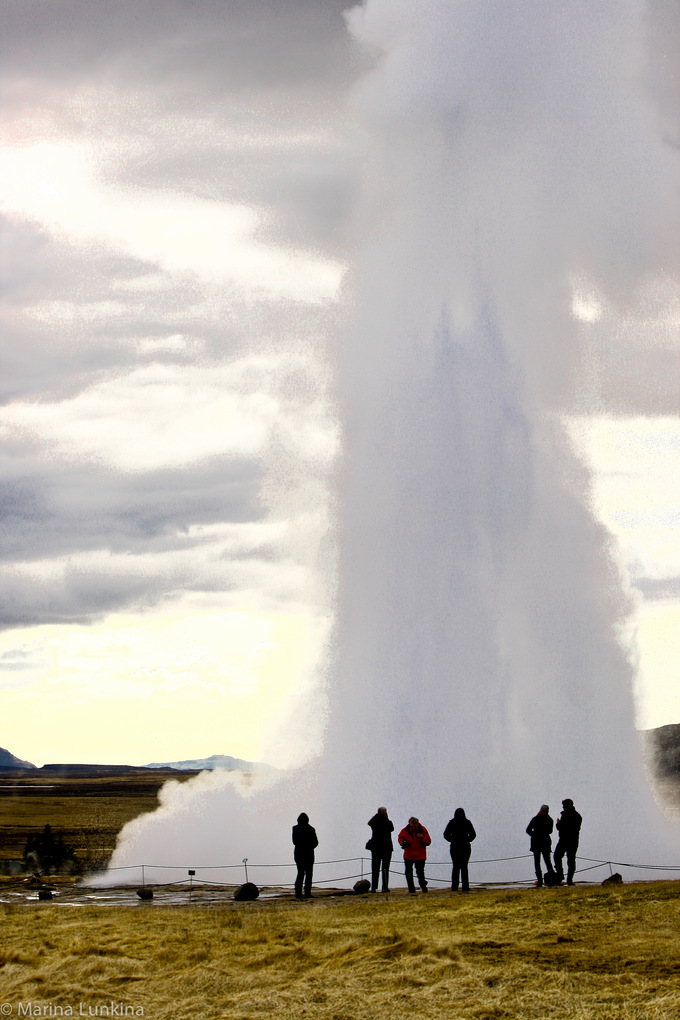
top-left (367, 806), bottom-right (394, 892)
top-left (292, 812), bottom-right (318, 899)
top-left (397, 816), bottom-right (431, 894)
top-left (443, 807), bottom-right (476, 892)
top-left (526, 805), bottom-right (556, 888)
top-left (554, 798), bottom-right (582, 886)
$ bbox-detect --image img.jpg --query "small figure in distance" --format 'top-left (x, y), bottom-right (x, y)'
top-left (367, 806), bottom-right (394, 893)
top-left (443, 807), bottom-right (476, 892)
top-left (398, 816), bottom-right (431, 894)
top-left (292, 812), bottom-right (318, 900)
top-left (554, 798), bottom-right (582, 886)
top-left (526, 804), bottom-right (556, 888)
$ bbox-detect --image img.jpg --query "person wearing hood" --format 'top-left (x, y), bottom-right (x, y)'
top-left (292, 812), bottom-right (318, 899)
top-left (443, 807), bottom-right (476, 892)
top-left (397, 816), bottom-right (431, 894)
top-left (367, 806), bottom-right (394, 893)
top-left (526, 805), bottom-right (555, 888)
top-left (554, 799), bottom-right (582, 886)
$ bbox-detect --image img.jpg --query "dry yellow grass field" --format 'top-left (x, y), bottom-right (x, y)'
top-left (0, 773), bottom-right (196, 863)
top-left (1, 882), bottom-right (680, 1019)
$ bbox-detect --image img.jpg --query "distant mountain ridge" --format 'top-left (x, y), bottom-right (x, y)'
top-left (5, 731), bottom-right (675, 778)
top-left (0, 747), bottom-right (265, 773)
top-left (0, 747), bottom-right (36, 769)
top-left (640, 723), bottom-right (680, 778)
top-left (145, 754), bottom-right (260, 771)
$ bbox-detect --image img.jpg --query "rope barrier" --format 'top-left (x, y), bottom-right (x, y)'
top-left (95, 851), bottom-right (680, 884)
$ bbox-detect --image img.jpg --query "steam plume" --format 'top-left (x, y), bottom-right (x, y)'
top-left (105, 0), bottom-right (679, 886)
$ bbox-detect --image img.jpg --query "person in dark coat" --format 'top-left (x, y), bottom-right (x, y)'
top-left (443, 807), bottom-right (476, 892)
top-left (397, 817), bottom-right (431, 894)
top-left (367, 806), bottom-right (394, 892)
top-left (292, 812), bottom-right (318, 899)
top-left (553, 798), bottom-right (582, 886)
top-left (526, 804), bottom-right (556, 887)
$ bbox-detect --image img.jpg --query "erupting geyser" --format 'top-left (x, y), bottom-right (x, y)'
top-left (104, 0), bottom-right (679, 887)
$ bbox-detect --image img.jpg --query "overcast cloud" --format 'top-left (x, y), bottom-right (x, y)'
top-left (0, 1), bottom-right (353, 645)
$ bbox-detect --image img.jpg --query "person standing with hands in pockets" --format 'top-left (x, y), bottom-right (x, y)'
top-left (443, 807), bottom-right (477, 892)
top-left (398, 816), bottom-right (431, 894)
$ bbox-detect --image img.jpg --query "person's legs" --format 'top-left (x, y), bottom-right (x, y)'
top-left (371, 853), bottom-right (380, 892)
top-left (554, 840), bottom-right (565, 882)
top-left (405, 859), bottom-right (416, 893)
top-left (304, 859), bottom-right (314, 897)
top-left (460, 847), bottom-right (471, 892)
top-left (533, 850), bottom-right (543, 885)
top-left (566, 846), bottom-right (577, 885)
top-left (542, 847), bottom-right (555, 877)
top-left (381, 853), bottom-right (391, 892)
top-left (415, 859), bottom-right (427, 891)
top-left (451, 848), bottom-right (459, 890)
top-left (294, 860), bottom-right (304, 898)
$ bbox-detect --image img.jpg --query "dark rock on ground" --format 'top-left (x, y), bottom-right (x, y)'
top-left (234, 882), bottom-right (260, 901)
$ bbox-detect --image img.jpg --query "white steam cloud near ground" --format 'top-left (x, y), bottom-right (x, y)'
top-left (0, 1), bottom-right (679, 881)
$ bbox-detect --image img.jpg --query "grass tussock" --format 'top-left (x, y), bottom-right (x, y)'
top-left (1, 883), bottom-right (680, 1019)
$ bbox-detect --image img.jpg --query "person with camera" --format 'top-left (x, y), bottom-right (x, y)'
top-left (397, 816), bottom-right (431, 894)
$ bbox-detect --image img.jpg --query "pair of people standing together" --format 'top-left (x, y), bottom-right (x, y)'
top-left (367, 810), bottom-right (431, 894)
top-left (367, 807), bottom-right (476, 894)
top-left (526, 799), bottom-right (582, 887)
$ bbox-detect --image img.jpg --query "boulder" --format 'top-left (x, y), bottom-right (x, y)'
top-left (234, 882), bottom-right (259, 901)
top-left (353, 879), bottom-right (371, 895)
top-left (136, 887), bottom-right (154, 900)
top-left (602, 872), bottom-right (623, 886)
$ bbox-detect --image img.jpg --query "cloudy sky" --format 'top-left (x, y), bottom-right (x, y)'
top-left (0, 0), bottom-right (678, 768)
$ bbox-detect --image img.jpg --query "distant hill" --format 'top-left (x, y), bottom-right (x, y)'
top-left (0, 747), bottom-right (36, 769)
top-left (640, 723), bottom-right (680, 778)
top-left (0, 746), bottom-right (264, 775)
top-left (145, 754), bottom-right (260, 771)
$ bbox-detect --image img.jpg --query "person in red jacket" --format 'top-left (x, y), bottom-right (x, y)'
top-left (397, 816), bottom-right (431, 894)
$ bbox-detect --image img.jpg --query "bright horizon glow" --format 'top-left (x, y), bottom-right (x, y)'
top-left (0, 604), bottom-right (329, 768)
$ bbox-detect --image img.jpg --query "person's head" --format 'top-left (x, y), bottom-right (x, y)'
top-left (540, 804), bottom-right (549, 814)
top-left (454, 807), bottom-right (466, 820)
top-left (297, 812), bottom-right (309, 825)
top-left (408, 816), bottom-right (419, 828)
top-left (377, 806), bottom-right (388, 817)
top-left (562, 799), bottom-right (574, 809)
